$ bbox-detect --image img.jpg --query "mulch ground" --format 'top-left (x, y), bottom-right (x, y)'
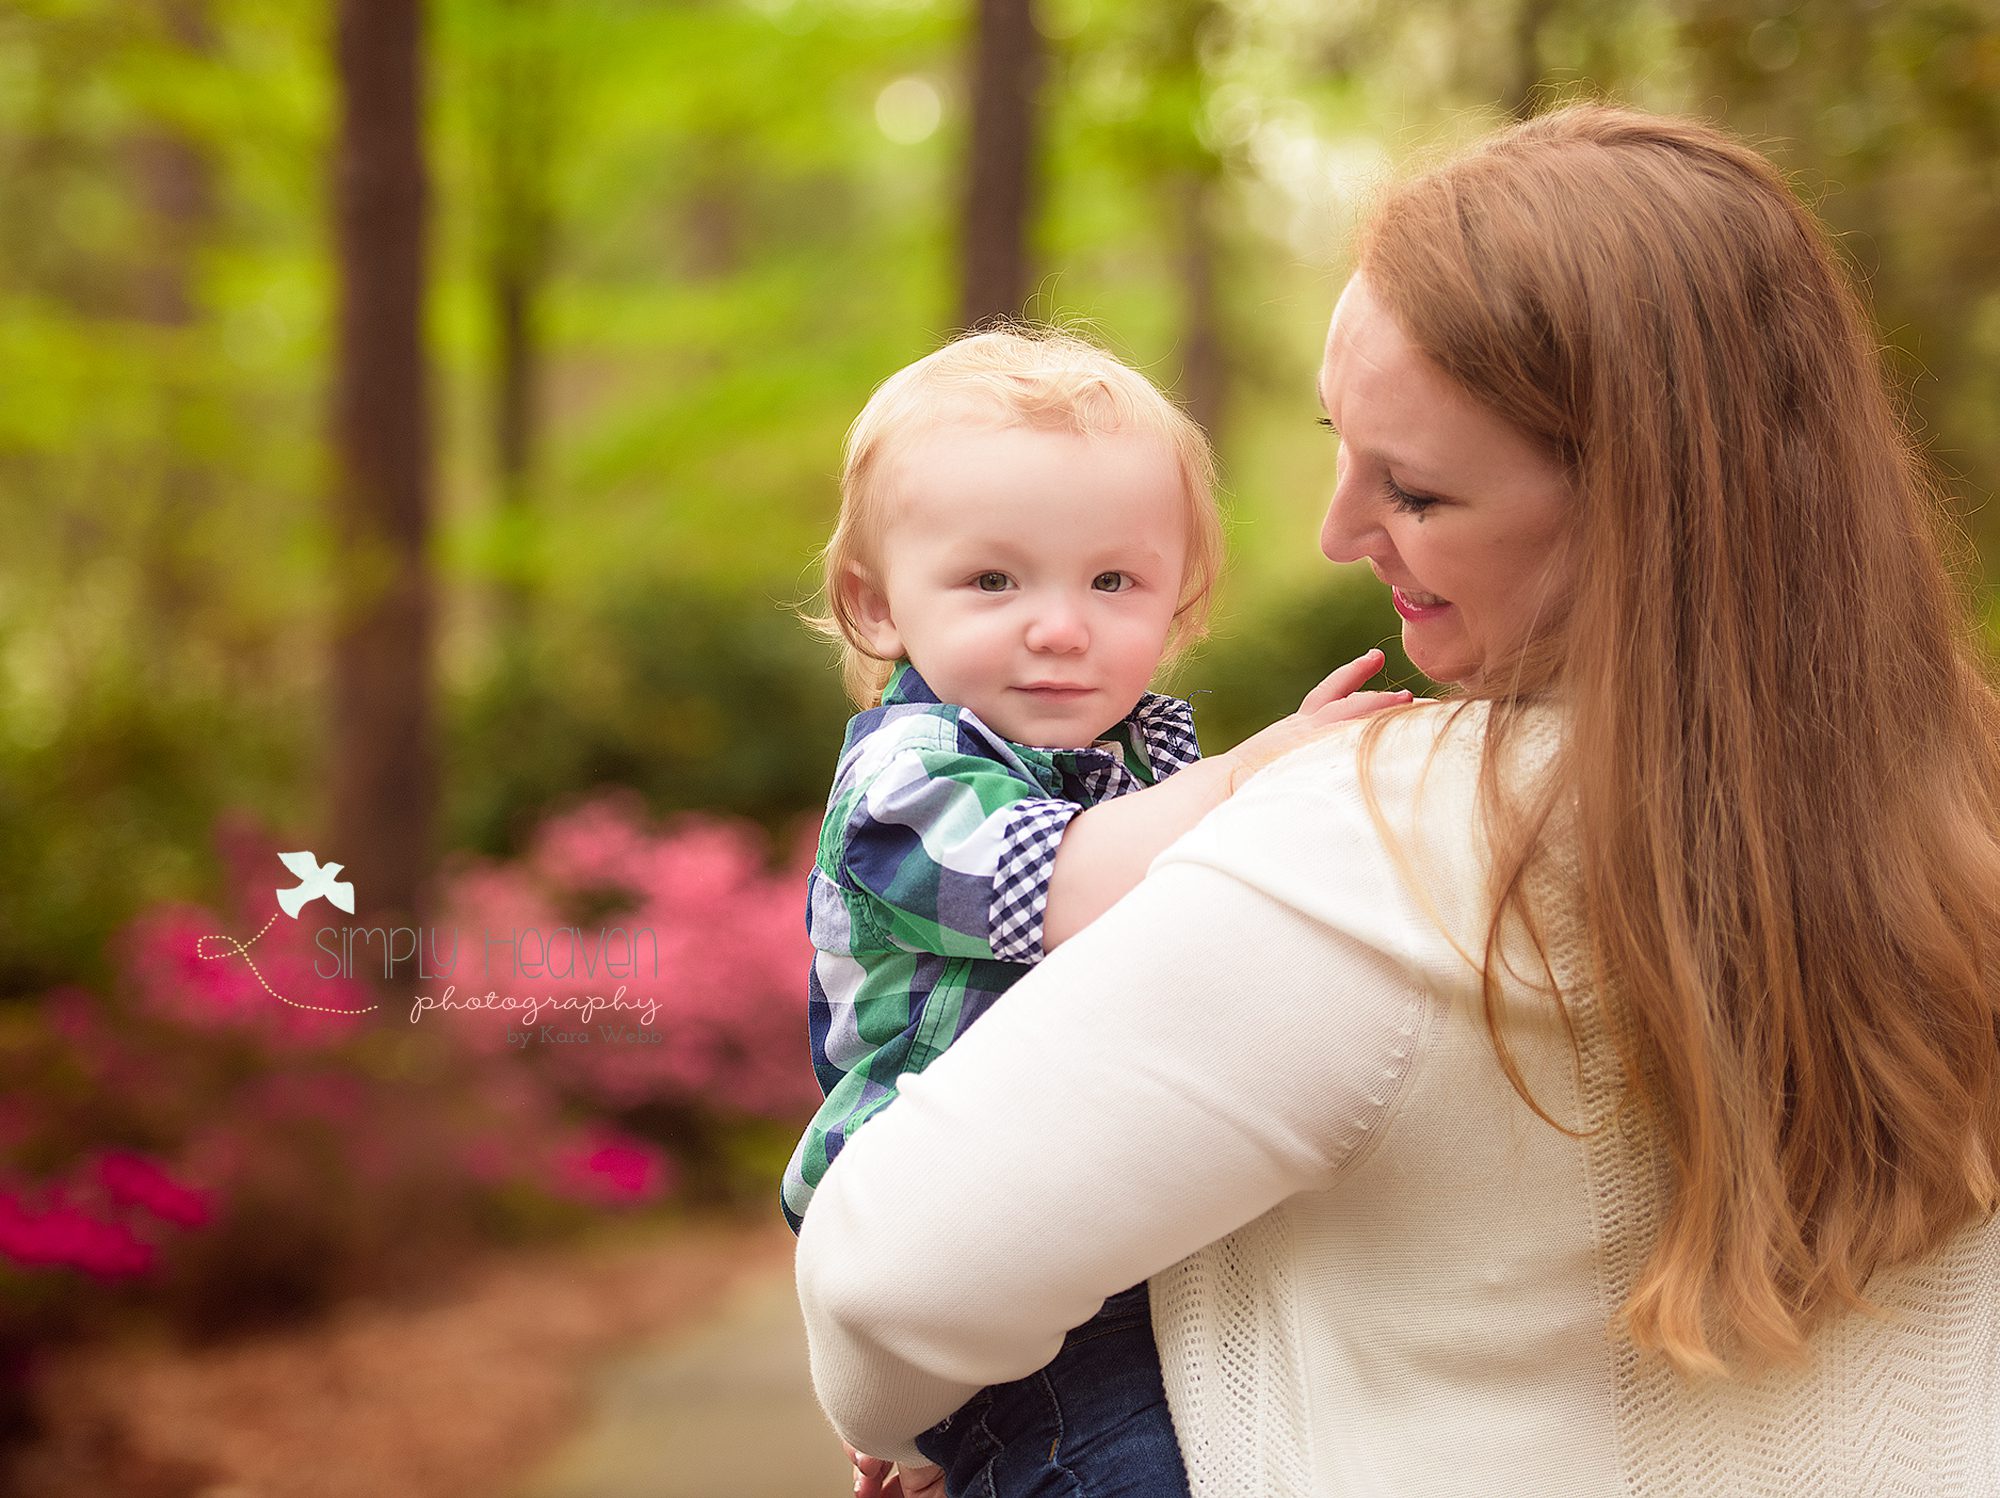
top-left (3, 1215), bottom-right (796, 1498)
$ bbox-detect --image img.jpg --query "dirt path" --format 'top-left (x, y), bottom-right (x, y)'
top-left (5, 1216), bottom-right (813, 1498)
top-left (512, 1262), bottom-right (848, 1498)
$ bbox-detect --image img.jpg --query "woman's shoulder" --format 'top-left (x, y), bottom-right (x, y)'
top-left (1158, 698), bottom-right (1567, 972)
top-left (1242, 697), bottom-right (1562, 821)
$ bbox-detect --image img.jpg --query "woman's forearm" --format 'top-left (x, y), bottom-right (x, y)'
top-left (1038, 757), bottom-right (1234, 951)
top-left (1040, 672), bottom-right (1414, 954)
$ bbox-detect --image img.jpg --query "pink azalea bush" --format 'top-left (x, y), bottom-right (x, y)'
top-left (0, 1187), bottom-right (160, 1279)
top-left (547, 1123), bottom-right (680, 1208)
top-left (435, 792), bottom-right (821, 1127)
top-left (2, 799), bottom-right (816, 1357)
top-left (0, 1148), bottom-right (213, 1282)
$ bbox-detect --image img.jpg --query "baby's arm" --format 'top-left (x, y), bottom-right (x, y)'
top-left (1039, 649), bottom-right (1409, 950)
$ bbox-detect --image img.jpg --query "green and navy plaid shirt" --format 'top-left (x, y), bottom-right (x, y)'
top-left (780, 661), bottom-right (1201, 1231)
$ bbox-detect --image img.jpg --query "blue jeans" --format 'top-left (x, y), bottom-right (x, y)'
top-left (912, 1281), bottom-right (1191, 1498)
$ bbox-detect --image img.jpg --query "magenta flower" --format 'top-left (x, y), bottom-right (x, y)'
top-left (440, 799), bottom-right (821, 1123)
top-left (88, 1150), bottom-right (215, 1229)
top-left (126, 902), bottom-right (367, 1049)
top-left (0, 1191), bottom-right (156, 1280)
top-left (547, 1127), bottom-right (676, 1208)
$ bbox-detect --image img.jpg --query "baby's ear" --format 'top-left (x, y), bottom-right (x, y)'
top-left (840, 563), bottom-right (902, 660)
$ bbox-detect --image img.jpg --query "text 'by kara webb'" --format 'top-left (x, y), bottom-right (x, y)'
top-left (314, 925), bottom-right (660, 983)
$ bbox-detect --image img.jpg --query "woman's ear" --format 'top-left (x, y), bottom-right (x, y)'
top-left (841, 563), bottom-right (903, 660)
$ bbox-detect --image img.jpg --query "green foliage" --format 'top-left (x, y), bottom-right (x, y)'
top-left (0, 664), bottom-right (309, 999)
top-left (2, 0), bottom-right (1996, 992)
top-left (448, 580), bottom-right (852, 855)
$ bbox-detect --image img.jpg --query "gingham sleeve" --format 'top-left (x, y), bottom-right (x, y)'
top-left (839, 741), bottom-right (1080, 966)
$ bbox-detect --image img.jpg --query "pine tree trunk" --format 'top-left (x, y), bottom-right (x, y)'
top-left (480, 0), bottom-right (557, 638)
top-left (132, 0), bottom-right (216, 641)
top-left (329, 0), bottom-right (436, 934)
top-left (1175, 169), bottom-right (1226, 442)
top-left (958, 0), bottom-right (1043, 328)
top-left (1504, 0), bottom-right (1556, 120)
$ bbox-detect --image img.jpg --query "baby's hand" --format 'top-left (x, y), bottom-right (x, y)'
top-left (1296, 648), bottom-right (1407, 717)
top-left (1223, 649), bottom-right (1413, 783)
top-left (844, 1440), bottom-right (945, 1498)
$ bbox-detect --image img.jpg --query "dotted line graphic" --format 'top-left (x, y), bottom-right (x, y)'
top-left (195, 913), bottom-right (380, 1015)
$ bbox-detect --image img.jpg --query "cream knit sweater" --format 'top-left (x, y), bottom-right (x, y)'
top-left (795, 702), bottom-right (2000, 1495)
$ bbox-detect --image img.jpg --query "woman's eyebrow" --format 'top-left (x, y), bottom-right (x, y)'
top-left (1323, 424), bottom-right (1457, 493)
top-left (1319, 375), bottom-right (1453, 485)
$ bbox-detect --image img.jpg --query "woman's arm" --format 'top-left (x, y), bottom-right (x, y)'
top-left (794, 776), bottom-right (1431, 1463)
top-left (1038, 650), bottom-right (1412, 950)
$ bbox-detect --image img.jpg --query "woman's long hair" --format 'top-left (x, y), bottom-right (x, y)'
top-left (1357, 104), bottom-right (2000, 1377)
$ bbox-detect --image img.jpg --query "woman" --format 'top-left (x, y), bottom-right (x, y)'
top-left (795, 104), bottom-right (2000, 1496)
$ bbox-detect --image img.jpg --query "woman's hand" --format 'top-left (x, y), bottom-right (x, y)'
top-left (844, 1440), bottom-right (946, 1498)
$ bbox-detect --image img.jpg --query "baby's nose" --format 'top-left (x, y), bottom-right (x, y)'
top-left (1025, 599), bottom-right (1089, 653)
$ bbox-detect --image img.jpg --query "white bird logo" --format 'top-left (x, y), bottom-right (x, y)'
top-left (276, 851), bottom-right (356, 920)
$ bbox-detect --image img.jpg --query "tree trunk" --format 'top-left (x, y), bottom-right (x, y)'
top-left (132, 0), bottom-right (216, 642)
top-left (1503, 0), bottom-right (1557, 120)
top-left (130, 0), bottom-right (213, 328)
top-left (479, 0), bottom-right (557, 637)
top-left (1174, 169), bottom-right (1226, 442)
top-left (1163, 0), bottom-right (1227, 442)
top-left (493, 265), bottom-right (535, 519)
top-left (958, 0), bottom-right (1043, 328)
top-left (329, 0), bottom-right (436, 935)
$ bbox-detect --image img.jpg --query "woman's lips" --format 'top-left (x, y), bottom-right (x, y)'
top-left (1391, 586), bottom-right (1453, 621)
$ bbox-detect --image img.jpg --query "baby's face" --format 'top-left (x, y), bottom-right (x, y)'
top-left (848, 421), bottom-right (1190, 749)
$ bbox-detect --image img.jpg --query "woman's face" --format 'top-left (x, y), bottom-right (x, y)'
top-left (1317, 274), bottom-right (1573, 688)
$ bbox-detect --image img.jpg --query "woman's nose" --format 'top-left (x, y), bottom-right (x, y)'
top-left (1025, 597), bottom-right (1089, 654)
top-left (1319, 466), bottom-right (1376, 566)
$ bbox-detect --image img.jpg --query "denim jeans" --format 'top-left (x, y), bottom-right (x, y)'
top-left (912, 1281), bottom-right (1191, 1498)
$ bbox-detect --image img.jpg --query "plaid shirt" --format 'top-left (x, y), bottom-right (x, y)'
top-left (781, 661), bottom-right (1201, 1231)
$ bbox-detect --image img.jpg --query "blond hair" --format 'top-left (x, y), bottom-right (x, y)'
top-left (806, 326), bottom-right (1225, 707)
top-left (1355, 105), bottom-right (2000, 1377)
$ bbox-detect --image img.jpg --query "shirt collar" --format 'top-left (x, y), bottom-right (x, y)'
top-left (879, 661), bottom-right (1198, 778)
top-left (879, 659), bottom-right (942, 708)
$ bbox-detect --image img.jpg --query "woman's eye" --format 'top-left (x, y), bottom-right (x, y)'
top-left (1384, 477), bottom-right (1439, 519)
top-left (1091, 571), bottom-right (1131, 592)
top-left (974, 572), bottom-right (1011, 592)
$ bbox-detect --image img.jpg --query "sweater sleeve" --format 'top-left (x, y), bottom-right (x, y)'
top-left (793, 758), bottom-right (1435, 1464)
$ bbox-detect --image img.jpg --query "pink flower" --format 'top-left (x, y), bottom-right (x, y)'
top-left (125, 902), bottom-right (367, 1050)
top-left (530, 792), bottom-right (656, 898)
top-left (546, 1127), bottom-right (676, 1208)
top-left (436, 806), bottom-right (821, 1122)
top-left (88, 1150), bottom-right (215, 1229)
top-left (0, 1191), bottom-right (156, 1280)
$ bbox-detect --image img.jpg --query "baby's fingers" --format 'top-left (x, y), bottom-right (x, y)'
top-left (882, 1462), bottom-right (948, 1498)
top-left (844, 1441), bottom-right (892, 1498)
top-left (1307, 688), bottom-right (1413, 724)
top-left (1298, 649), bottom-right (1386, 714)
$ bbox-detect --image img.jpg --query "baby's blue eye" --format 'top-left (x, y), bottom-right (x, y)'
top-left (975, 572), bottom-right (1010, 592)
top-left (1092, 571), bottom-right (1130, 592)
